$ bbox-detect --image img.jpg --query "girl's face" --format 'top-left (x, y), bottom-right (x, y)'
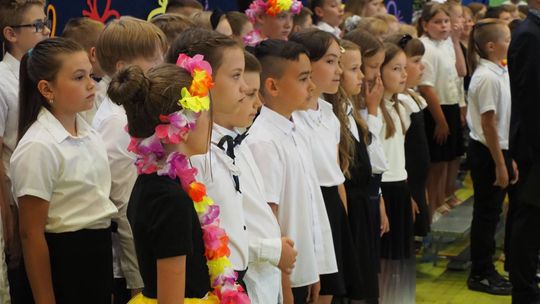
top-left (311, 40), bottom-right (343, 94)
top-left (449, 5), bottom-right (464, 27)
top-left (363, 0), bottom-right (386, 17)
top-left (423, 11), bottom-right (451, 41)
top-left (362, 49), bottom-right (385, 84)
top-left (499, 11), bottom-right (513, 25)
top-left (491, 25), bottom-right (511, 62)
top-left (44, 51), bottom-right (96, 115)
top-left (341, 49), bottom-right (364, 96)
top-left (462, 11), bottom-right (474, 39)
top-left (184, 109), bottom-right (211, 155)
top-left (381, 51), bottom-right (407, 95)
top-left (405, 55), bottom-right (424, 88)
top-left (259, 12), bottom-right (294, 40)
top-left (316, 0), bottom-right (344, 27)
top-left (211, 47), bottom-right (248, 115)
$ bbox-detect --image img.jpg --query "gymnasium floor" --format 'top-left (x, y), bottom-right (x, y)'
top-left (415, 176), bottom-right (511, 304)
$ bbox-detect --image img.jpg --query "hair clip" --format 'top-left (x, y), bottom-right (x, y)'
top-left (398, 34), bottom-right (413, 50)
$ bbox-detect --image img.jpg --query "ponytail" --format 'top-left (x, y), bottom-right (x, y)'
top-left (18, 38), bottom-right (84, 142)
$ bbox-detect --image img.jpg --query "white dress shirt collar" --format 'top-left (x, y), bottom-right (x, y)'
top-left (38, 108), bottom-right (93, 143)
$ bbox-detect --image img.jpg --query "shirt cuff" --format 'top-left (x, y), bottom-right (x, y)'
top-left (250, 237), bottom-right (282, 267)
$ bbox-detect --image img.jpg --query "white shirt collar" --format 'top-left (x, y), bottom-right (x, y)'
top-left (38, 108), bottom-right (93, 143)
top-left (212, 123), bottom-right (237, 144)
top-left (479, 58), bottom-right (507, 76)
top-left (260, 106), bottom-right (295, 136)
top-left (315, 22), bottom-right (342, 37)
top-left (2, 52), bottom-right (20, 80)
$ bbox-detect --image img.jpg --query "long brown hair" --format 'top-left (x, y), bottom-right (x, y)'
top-left (379, 42), bottom-right (405, 139)
top-left (18, 38), bottom-right (84, 141)
top-left (325, 39), bottom-right (369, 178)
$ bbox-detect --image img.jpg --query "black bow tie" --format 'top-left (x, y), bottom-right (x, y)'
top-left (216, 132), bottom-right (248, 192)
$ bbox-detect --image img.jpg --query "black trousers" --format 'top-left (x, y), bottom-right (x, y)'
top-left (508, 160), bottom-right (540, 303)
top-left (292, 286), bottom-right (309, 304)
top-left (468, 140), bottom-right (512, 275)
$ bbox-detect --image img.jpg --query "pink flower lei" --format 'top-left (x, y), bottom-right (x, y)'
top-left (128, 54), bottom-right (250, 304)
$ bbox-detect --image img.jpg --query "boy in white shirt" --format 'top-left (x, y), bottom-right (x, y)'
top-left (92, 17), bottom-right (167, 299)
top-left (0, 0), bottom-right (50, 301)
top-left (248, 39), bottom-right (337, 304)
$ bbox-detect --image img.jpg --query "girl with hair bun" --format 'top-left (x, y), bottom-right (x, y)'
top-left (108, 54), bottom-right (249, 303)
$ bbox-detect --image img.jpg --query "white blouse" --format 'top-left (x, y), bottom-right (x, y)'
top-left (293, 98), bottom-right (345, 187)
top-left (11, 108), bottom-right (118, 233)
top-left (379, 99), bottom-right (409, 182)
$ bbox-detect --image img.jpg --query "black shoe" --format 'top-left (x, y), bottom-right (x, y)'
top-left (467, 271), bottom-right (512, 296)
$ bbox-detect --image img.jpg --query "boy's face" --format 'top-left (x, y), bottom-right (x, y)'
top-left (228, 71), bottom-right (261, 128)
top-left (316, 0), bottom-right (344, 28)
top-left (8, 4), bottom-right (50, 55)
top-left (275, 53), bottom-right (315, 111)
top-left (259, 12), bottom-right (293, 40)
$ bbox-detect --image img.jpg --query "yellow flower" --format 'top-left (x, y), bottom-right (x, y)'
top-left (178, 88), bottom-right (210, 113)
top-left (194, 196), bottom-right (214, 214)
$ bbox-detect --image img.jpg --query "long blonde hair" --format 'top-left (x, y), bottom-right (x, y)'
top-left (325, 40), bottom-right (370, 178)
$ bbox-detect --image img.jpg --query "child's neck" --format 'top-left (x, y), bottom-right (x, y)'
top-left (9, 47), bottom-right (26, 61)
top-left (51, 109), bottom-right (78, 137)
top-left (213, 114), bottom-right (235, 130)
top-left (383, 91), bottom-right (395, 101)
top-left (264, 98), bottom-right (293, 120)
top-left (307, 90), bottom-right (322, 110)
top-left (486, 55), bottom-right (505, 66)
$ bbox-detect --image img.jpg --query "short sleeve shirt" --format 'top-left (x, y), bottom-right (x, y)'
top-left (0, 53), bottom-right (20, 176)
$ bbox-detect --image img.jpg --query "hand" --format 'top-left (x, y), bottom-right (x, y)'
top-left (451, 22), bottom-right (463, 42)
top-left (412, 199), bottom-right (420, 223)
top-left (283, 287), bottom-right (294, 304)
top-left (131, 288), bottom-right (142, 297)
top-left (364, 76), bottom-right (384, 114)
top-left (307, 281), bottom-right (320, 303)
top-left (434, 121), bottom-right (450, 145)
top-left (494, 163), bottom-right (509, 189)
top-left (379, 197), bottom-right (390, 236)
top-left (511, 160), bottom-right (519, 185)
top-left (278, 237), bottom-right (297, 274)
top-left (460, 106), bottom-right (467, 127)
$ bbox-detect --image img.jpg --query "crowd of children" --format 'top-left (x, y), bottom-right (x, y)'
top-left (0, 0), bottom-right (539, 303)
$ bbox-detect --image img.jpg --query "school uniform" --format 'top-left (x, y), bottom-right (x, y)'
top-left (466, 59), bottom-right (513, 279)
top-left (345, 102), bottom-right (380, 302)
top-left (10, 108), bottom-right (118, 303)
top-left (190, 124), bottom-right (250, 283)
top-left (315, 21), bottom-right (342, 38)
top-left (359, 107), bottom-right (389, 272)
top-left (293, 99), bottom-right (361, 297)
top-left (128, 173), bottom-right (212, 299)
top-left (379, 99), bottom-right (413, 260)
top-left (247, 106), bottom-right (337, 303)
top-left (508, 10), bottom-right (540, 303)
top-left (399, 91), bottom-right (431, 236)
top-left (0, 51), bottom-right (19, 303)
top-left (234, 127), bottom-right (282, 304)
top-left (420, 36), bottom-right (465, 162)
top-left (92, 96), bottom-right (144, 290)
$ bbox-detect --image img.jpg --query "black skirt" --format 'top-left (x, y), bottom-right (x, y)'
top-left (424, 104), bottom-right (465, 162)
top-left (319, 186), bottom-right (362, 297)
top-left (45, 227), bottom-right (113, 304)
top-left (405, 110), bottom-right (431, 236)
top-left (344, 125), bottom-right (379, 301)
top-left (380, 181), bottom-right (414, 260)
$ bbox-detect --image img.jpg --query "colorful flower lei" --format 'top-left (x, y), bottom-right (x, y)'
top-left (128, 54), bottom-right (250, 304)
top-left (245, 0), bottom-right (303, 24)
